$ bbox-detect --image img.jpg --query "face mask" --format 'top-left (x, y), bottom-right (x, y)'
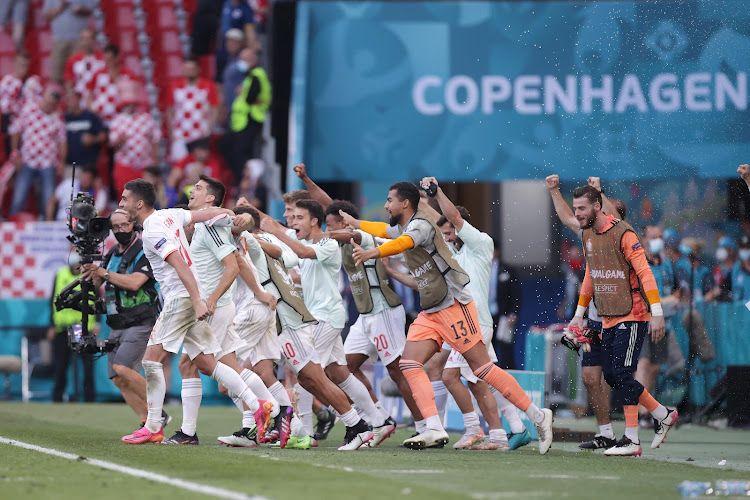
top-left (679, 243), bottom-right (692, 256)
top-left (68, 253), bottom-right (81, 266)
top-left (115, 231), bottom-right (133, 246)
top-left (715, 247), bottom-right (729, 262)
top-left (648, 238), bottom-right (664, 255)
top-left (236, 60), bottom-right (250, 72)
top-left (740, 249), bottom-right (750, 262)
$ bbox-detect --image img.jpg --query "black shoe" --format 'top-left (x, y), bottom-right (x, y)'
top-left (314, 408), bottom-right (335, 441)
top-left (338, 419), bottom-right (372, 450)
top-left (161, 410), bottom-right (172, 429)
top-left (273, 406), bottom-right (290, 433)
top-left (163, 430), bottom-right (199, 445)
top-left (579, 434), bottom-right (617, 450)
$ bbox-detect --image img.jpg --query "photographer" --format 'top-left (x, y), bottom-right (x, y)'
top-left (48, 250), bottom-right (99, 402)
top-left (82, 209), bottom-right (162, 426)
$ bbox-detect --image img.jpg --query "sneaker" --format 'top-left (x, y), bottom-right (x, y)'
top-left (262, 429), bottom-right (279, 445)
top-left (604, 436), bottom-right (642, 456)
top-left (218, 427), bottom-right (258, 448)
top-left (278, 406), bottom-right (293, 449)
top-left (122, 426), bottom-right (164, 444)
top-left (369, 419), bottom-right (397, 448)
top-left (254, 399), bottom-right (275, 443)
top-left (651, 409), bottom-right (678, 449)
top-left (579, 434), bottom-right (617, 450)
top-left (162, 430), bottom-right (199, 445)
top-left (161, 410), bottom-right (172, 429)
top-left (453, 429), bottom-right (485, 449)
top-left (534, 408), bottom-right (554, 455)
top-left (470, 438), bottom-right (509, 451)
top-left (314, 408), bottom-right (336, 441)
top-left (402, 429), bottom-right (450, 450)
top-left (310, 437), bottom-right (319, 448)
top-left (338, 419), bottom-right (373, 451)
top-left (285, 435), bottom-right (312, 449)
top-left (508, 430), bottom-right (532, 450)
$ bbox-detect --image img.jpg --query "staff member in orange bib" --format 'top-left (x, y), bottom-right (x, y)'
top-left (568, 185), bottom-right (677, 457)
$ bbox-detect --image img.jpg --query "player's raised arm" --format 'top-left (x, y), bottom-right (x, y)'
top-left (545, 174), bottom-right (580, 232)
top-left (260, 216), bottom-right (318, 260)
top-left (421, 176), bottom-right (463, 231)
top-left (294, 163), bottom-right (334, 208)
top-left (587, 177), bottom-right (618, 218)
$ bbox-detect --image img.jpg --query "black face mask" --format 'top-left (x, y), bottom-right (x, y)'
top-left (115, 231), bottom-right (133, 246)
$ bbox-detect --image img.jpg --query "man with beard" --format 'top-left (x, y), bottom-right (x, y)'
top-left (340, 181), bottom-right (553, 452)
top-left (568, 185), bottom-right (677, 456)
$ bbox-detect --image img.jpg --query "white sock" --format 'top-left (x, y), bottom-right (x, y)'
top-left (180, 378), bottom-right (202, 436)
top-left (231, 396), bottom-right (244, 413)
top-left (625, 426), bottom-right (639, 444)
top-left (143, 361), bottom-right (165, 433)
top-left (599, 423), bottom-right (615, 440)
top-left (425, 414), bottom-right (445, 432)
top-left (211, 362), bottom-right (258, 412)
top-left (463, 411), bottom-right (481, 433)
top-left (268, 381), bottom-right (292, 407)
top-left (241, 369), bottom-right (279, 417)
top-left (489, 428), bottom-right (508, 442)
top-left (491, 386), bottom-right (526, 434)
top-left (340, 408), bottom-right (360, 427)
top-left (338, 374), bottom-right (386, 427)
top-left (375, 400), bottom-right (391, 422)
top-left (651, 404), bottom-right (668, 421)
top-left (415, 419), bottom-right (426, 433)
top-left (432, 381), bottom-right (449, 422)
top-left (242, 410), bottom-right (255, 429)
top-left (353, 404), bottom-right (368, 423)
top-left (525, 402), bottom-right (545, 424)
top-left (290, 413), bottom-right (304, 436)
top-left (294, 383), bottom-right (314, 437)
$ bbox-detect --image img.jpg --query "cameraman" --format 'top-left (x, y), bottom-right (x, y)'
top-left (82, 209), bottom-right (163, 426)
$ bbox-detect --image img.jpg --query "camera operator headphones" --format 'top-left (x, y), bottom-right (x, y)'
top-left (109, 209), bottom-right (142, 232)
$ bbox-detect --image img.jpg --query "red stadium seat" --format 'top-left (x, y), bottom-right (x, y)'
top-left (111, 29), bottom-right (140, 56)
top-left (123, 55), bottom-right (144, 79)
top-left (150, 30), bottom-right (182, 56)
top-left (0, 33), bottom-right (14, 55)
top-left (0, 55), bottom-right (13, 76)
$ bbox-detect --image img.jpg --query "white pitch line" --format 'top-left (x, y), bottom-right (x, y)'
top-left (0, 436), bottom-right (270, 500)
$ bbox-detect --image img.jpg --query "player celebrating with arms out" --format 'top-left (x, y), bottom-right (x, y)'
top-left (340, 181), bottom-right (553, 452)
top-left (568, 185), bottom-right (677, 456)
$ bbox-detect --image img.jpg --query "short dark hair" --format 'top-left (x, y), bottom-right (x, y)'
top-left (16, 50), bottom-right (29, 60)
top-left (79, 165), bottom-right (98, 177)
top-left (198, 174), bottom-right (225, 207)
top-left (282, 190), bottom-right (311, 205)
top-left (233, 205), bottom-right (260, 230)
top-left (184, 55), bottom-right (199, 64)
top-left (572, 185), bottom-right (602, 207)
top-left (610, 198), bottom-right (627, 220)
top-left (104, 43), bottom-right (120, 56)
top-left (437, 206), bottom-right (471, 228)
top-left (325, 199), bottom-right (359, 220)
top-left (295, 199), bottom-right (325, 227)
top-left (144, 165), bottom-right (161, 178)
top-left (389, 182), bottom-right (420, 210)
top-left (124, 179), bottom-right (156, 208)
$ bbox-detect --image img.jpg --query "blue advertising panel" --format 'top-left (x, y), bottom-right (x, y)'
top-left (291, 1), bottom-right (750, 182)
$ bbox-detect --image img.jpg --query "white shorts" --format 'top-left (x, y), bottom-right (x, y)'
top-left (149, 296), bottom-right (221, 360)
top-left (344, 306), bottom-right (406, 366)
top-left (278, 324), bottom-right (319, 375)
top-left (311, 321), bottom-right (346, 368)
top-left (207, 302), bottom-right (246, 360)
top-left (233, 303), bottom-right (281, 365)
top-left (445, 325), bottom-right (496, 383)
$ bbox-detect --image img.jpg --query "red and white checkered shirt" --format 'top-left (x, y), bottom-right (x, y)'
top-left (64, 51), bottom-right (106, 98)
top-left (9, 102), bottom-right (66, 169)
top-left (109, 111), bottom-right (161, 169)
top-left (86, 67), bottom-right (137, 126)
top-left (0, 74), bottom-right (43, 119)
top-left (167, 77), bottom-right (218, 156)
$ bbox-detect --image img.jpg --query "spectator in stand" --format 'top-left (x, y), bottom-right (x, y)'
top-left (712, 236), bottom-right (737, 302)
top-left (166, 57), bottom-right (219, 162)
top-left (218, 28), bottom-right (244, 86)
top-left (235, 158), bottom-right (266, 212)
top-left (109, 92), bottom-right (161, 194)
top-left (731, 235), bottom-right (750, 303)
top-left (47, 164), bottom-right (107, 221)
top-left (142, 165), bottom-right (176, 209)
top-left (227, 48), bottom-right (270, 179)
top-left (9, 86), bottom-right (66, 219)
top-left (218, 28), bottom-right (245, 124)
top-left (675, 238), bottom-right (717, 303)
top-left (167, 137), bottom-right (224, 190)
top-left (216, 0), bottom-right (257, 79)
top-left (43, 0), bottom-right (97, 84)
top-left (190, 0), bottom-right (222, 57)
top-left (662, 228), bottom-right (682, 266)
top-left (0, 51), bottom-right (43, 152)
top-left (63, 88), bottom-right (105, 168)
top-left (1, 0), bottom-right (29, 50)
top-left (63, 28), bottom-right (105, 98)
top-left (86, 44), bottom-right (137, 127)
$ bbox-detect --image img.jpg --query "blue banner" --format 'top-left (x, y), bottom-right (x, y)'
top-left (291, 1), bottom-right (750, 182)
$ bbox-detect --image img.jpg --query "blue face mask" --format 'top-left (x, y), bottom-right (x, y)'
top-left (740, 249), bottom-right (750, 262)
top-left (236, 60), bottom-right (250, 72)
